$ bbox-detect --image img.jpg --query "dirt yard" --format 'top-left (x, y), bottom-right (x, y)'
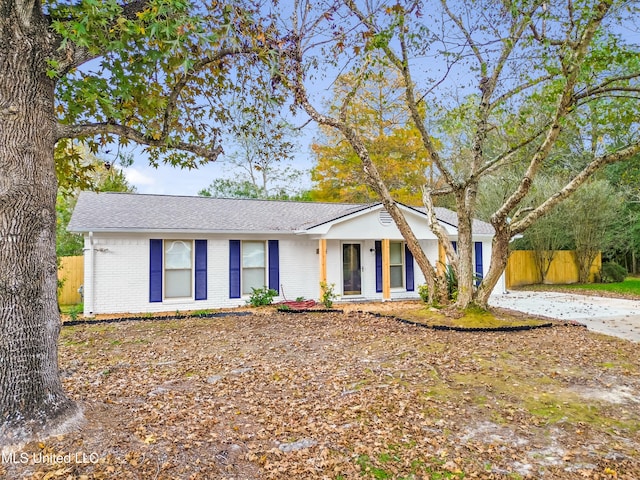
top-left (2, 305), bottom-right (639, 479)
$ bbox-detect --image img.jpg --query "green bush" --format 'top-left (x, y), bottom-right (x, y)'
top-left (320, 281), bottom-right (337, 308)
top-left (445, 264), bottom-right (458, 300)
top-left (68, 303), bottom-right (83, 321)
top-left (418, 284), bottom-right (430, 303)
top-left (600, 262), bottom-right (628, 283)
top-left (247, 286), bottom-right (278, 306)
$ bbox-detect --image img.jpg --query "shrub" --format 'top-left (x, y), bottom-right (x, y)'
top-left (418, 284), bottom-right (429, 303)
top-left (600, 262), bottom-right (628, 283)
top-left (320, 281), bottom-right (337, 308)
top-left (68, 303), bottom-right (83, 321)
top-left (247, 286), bottom-right (278, 306)
top-left (445, 264), bottom-right (458, 300)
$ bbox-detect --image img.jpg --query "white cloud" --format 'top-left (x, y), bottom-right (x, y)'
top-left (123, 167), bottom-right (157, 191)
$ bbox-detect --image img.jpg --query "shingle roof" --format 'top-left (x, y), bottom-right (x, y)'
top-left (67, 192), bottom-right (494, 235)
top-left (430, 207), bottom-right (495, 235)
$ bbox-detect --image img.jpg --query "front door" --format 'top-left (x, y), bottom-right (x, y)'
top-left (342, 243), bottom-right (362, 295)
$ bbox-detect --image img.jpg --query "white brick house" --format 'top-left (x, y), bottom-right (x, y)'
top-left (68, 192), bottom-right (504, 315)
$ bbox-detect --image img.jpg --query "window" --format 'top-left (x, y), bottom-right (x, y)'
top-left (242, 241), bottom-right (266, 294)
top-left (165, 240), bottom-right (192, 298)
top-left (389, 241), bottom-right (404, 288)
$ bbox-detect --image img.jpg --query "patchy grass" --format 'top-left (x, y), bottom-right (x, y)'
top-left (384, 305), bottom-right (549, 329)
top-left (4, 309), bottom-right (640, 480)
top-left (59, 304), bottom-right (80, 315)
top-left (523, 276), bottom-right (640, 299)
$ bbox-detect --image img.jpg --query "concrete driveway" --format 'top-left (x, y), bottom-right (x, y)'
top-left (489, 290), bottom-right (640, 342)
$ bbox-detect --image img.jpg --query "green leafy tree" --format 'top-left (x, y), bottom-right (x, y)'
top-left (199, 178), bottom-right (312, 200)
top-left (481, 174), bottom-right (572, 283)
top-left (566, 180), bottom-right (625, 283)
top-left (0, 0), bottom-right (277, 444)
top-left (283, 0), bottom-right (640, 307)
top-left (199, 179), bottom-right (266, 199)
top-left (56, 151), bottom-right (137, 257)
top-left (604, 156), bottom-right (640, 273)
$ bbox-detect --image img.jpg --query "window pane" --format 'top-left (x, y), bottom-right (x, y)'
top-left (243, 268), bottom-right (266, 294)
top-left (165, 241), bottom-right (192, 269)
top-left (390, 242), bottom-right (403, 264)
top-left (165, 269), bottom-right (192, 297)
top-left (390, 265), bottom-right (404, 288)
top-left (243, 242), bottom-right (265, 268)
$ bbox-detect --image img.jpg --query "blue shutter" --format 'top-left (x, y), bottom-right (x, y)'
top-left (268, 240), bottom-right (279, 294)
top-left (149, 239), bottom-right (163, 302)
top-left (229, 240), bottom-right (241, 298)
top-left (375, 241), bottom-right (382, 293)
top-left (194, 240), bottom-right (207, 300)
top-left (474, 242), bottom-right (484, 286)
top-left (405, 244), bottom-right (415, 291)
top-left (451, 241), bottom-right (457, 252)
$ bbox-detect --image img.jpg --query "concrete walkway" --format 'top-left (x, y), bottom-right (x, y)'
top-left (489, 290), bottom-right (640, 342)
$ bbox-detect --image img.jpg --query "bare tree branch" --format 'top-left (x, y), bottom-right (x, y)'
top-left (491, 0), bottom-right (613, 227)
top-left (343, 0), bottom-right (458, 188)
top-left (574, 72), bottom-right (640, 100)
top-left (489, 74), bottom-right (556, 109)
top-left (511, 141), bottom-right (640, 234)
top-left (440, 0), bottom-right (484, 68)
top-left (422, 185), bottom-right (457, 268)
top-left (472, 123), bottom-right (551, 180)
top-left (160, 46), bottom-right (254, 138)
top-left (55, 121), bottom-right (223, 162)
top-left (464, 2), bottom-right (537, 195)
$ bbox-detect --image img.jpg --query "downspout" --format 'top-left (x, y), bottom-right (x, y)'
top-left (87, 231), bottom-right (94, 316)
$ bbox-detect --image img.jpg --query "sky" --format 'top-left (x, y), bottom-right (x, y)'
top-left (120, 127), bottom-right (317, 196)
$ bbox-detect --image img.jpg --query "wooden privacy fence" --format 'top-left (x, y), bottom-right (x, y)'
top-left (506, 250), bottom-right (601, 289)
top-left (58, 255), bottom-right (84, 305)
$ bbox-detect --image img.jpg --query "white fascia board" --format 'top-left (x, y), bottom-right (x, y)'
top-left (472, 234), bottom-right (494, 241)
top-left (298, 204), bottom-right (383, 235)
top-left (298, 205), bottom-right (461, 238)
top-left (69, 228), bottom-right (297, 236)
top-left (441, 223), bottom-right (458, 235)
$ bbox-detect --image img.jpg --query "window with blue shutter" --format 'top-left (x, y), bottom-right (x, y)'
top-left (474, 242), bottom-right (484, 286)
top-left (375, 241), bottom-right (382, 293)
top-left (194, 240), bottom-right (207, 300)
top-left (149, 239), bottom-right (163, 302)
top-left (229, 240), bottom-right (241, 298)
top-left (268, 240), bottom-right (279, 294)
top-left (405, 244), bottom-right (415, 291)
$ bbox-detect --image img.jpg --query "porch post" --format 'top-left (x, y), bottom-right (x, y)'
top-left (382, 238), bottom-right (391, 300)
top-left (437, 241), bottom-right (446, 275)
top-left (319, 238), bottom-right (327, 297)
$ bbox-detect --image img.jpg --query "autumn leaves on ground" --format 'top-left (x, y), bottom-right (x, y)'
top-left (3, 305), bottom-right (639, 480)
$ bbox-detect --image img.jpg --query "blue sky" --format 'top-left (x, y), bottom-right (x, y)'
top-left (121, 126), bottom-right (317, 196)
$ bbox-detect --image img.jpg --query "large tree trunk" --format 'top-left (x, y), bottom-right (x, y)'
top-left (575, 249), bottom-right (598, 284)
top-left (0, 3), bottom-right (81, 445)
top-left (454, 203), bottom-right (475, 308)
top-left (475, 224), bottom-right (511, 307)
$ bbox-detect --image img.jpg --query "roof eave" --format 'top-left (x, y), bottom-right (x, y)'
top-left (69, 228), bottom-right (298, 235)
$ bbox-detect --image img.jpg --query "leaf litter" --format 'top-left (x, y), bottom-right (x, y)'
top-left (2, 304), bottom-right (640, 479)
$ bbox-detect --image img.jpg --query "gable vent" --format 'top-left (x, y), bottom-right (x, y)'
top-left (378, 210), bottom-right (393, 226)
